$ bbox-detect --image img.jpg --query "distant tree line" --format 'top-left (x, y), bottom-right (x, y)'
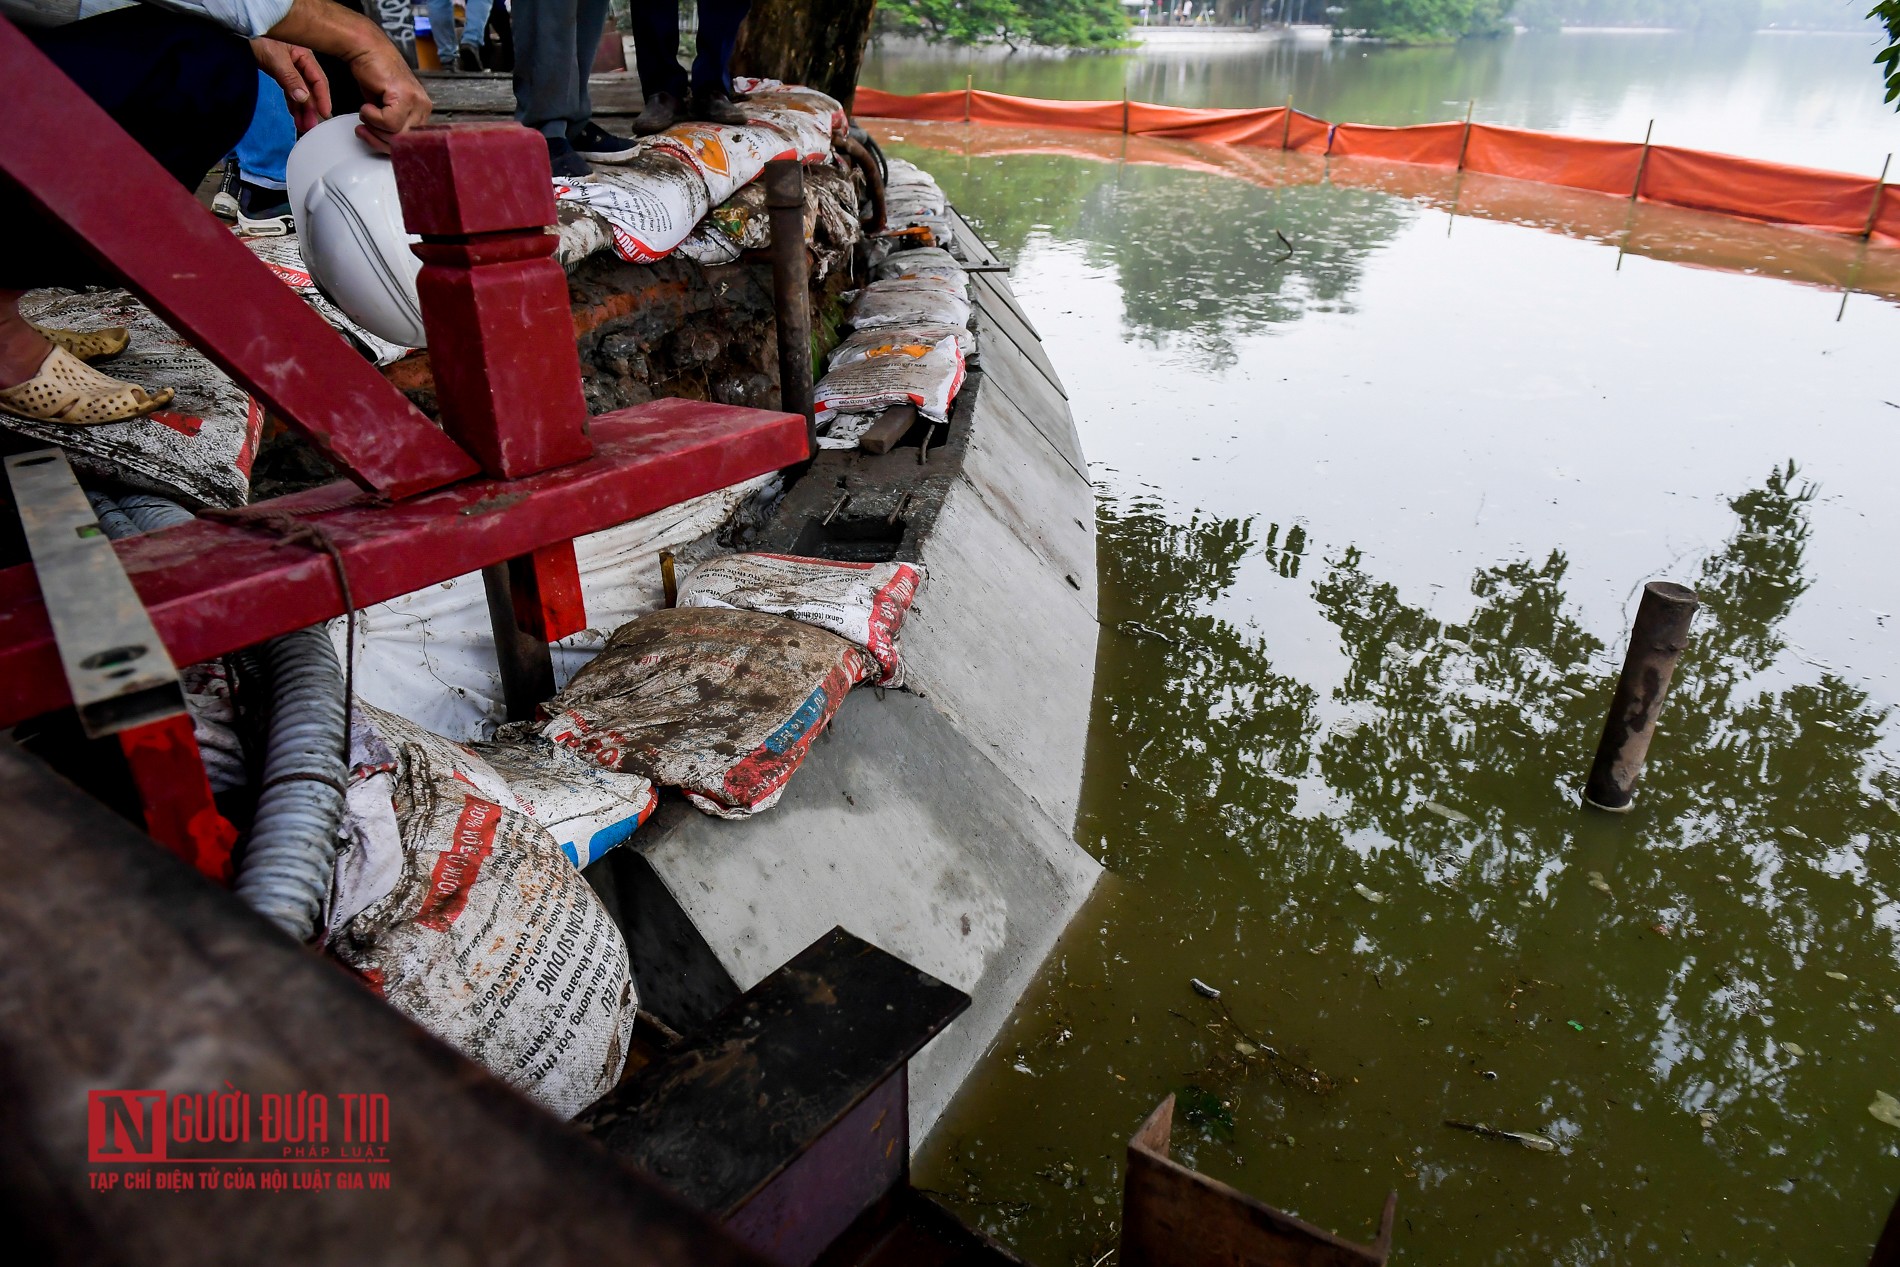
top-left (876, 0), bottom-right (1133, 49)
top-left (1509, 0), bottom-right (1879, 31)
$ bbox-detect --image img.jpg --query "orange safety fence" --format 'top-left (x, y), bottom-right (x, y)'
top-left (1328, 120), bottom-right (1467, 167)
top-left (1462, 124), bottom-right (1644, 198)
top-left (855, 86), bottom-right (1900, 246)
top-left (873, 122), bottom-right (1900, 309)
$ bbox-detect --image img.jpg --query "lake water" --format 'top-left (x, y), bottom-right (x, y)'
top-left (864, 27), bottom-right (1900, 1267)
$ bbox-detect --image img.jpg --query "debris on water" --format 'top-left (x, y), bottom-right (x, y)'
top-left (1179, 1084), bottom-right (1237, 1140)
top-left (1444, 1120), bottom-right (1557, 1152)
top-left (1482, 1070), bottom-right (1498, 1081)
top-left (1697, 1109), bottom-right (1718, 1129)
top-left (1236, 1040), bottom-right (1259, 1056)
top-left (1353, 883), bottom-right (1387, 904)
top-left (1588, 870), bottom-right (1612, 894)
top-left (1190, 977), bottom-right (1222, 999)
top-left (1275, 228), bottom-right (1297, 255)
top-left (1420, 800), bottom-right (1472, 824)
top-left (1784, 1042), bottom-right (1806, 1057)
top-left (1826, 971), bottom-right (1850, 981)
top-left (1442, 638), bottom-right (1472, 653)
top-left (1783, 825), bottom-right (1810, 841)
top-left (1567, 1020), bottom-right (1584, 1031)
top-left (1118, 619), bottom-right (1166, 643)
top-left (1870, 1091), bottom-right (1900, 1129)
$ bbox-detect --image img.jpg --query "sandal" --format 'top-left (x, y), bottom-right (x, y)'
top-left (30, 323), bottom-right (130, 364)
top-left (0, 345), bottom-right (173, 426)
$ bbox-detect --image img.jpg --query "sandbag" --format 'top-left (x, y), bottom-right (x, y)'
top-left (329, 703), bottom-right (637, 1118)
top-left (830, 321), bottom-right (976, 366)
top-left (555, 150), bottom-right (713, 263)
top-left (476, 732), bottom-right (658, 869)
top-left (245, 233), bottom-right (413, 365)
top-left (847, 278), bottom-right (972, 332)
top-left (814, 334), bottom-right (965, 429)
top-left (654, 122), bottom-right (788, 205)
top-left (678, 553), bottom-right (923, 685)
top-left (539, 607), bottom-right (873, 819)
top-left (872, 245), bottom-right (970, 294)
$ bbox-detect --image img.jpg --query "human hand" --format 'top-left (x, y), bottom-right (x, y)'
top-left (250, 36), bottom-right (332, 134)
top-left (347, 38), bottom-right (433, 151)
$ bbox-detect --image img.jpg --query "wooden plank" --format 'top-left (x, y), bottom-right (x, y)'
top-left (0, 740), bottom-right (766, 1267)
top-left (1119, 1097), bottom-right (1396, 1267)
top-left (0, 400), bottom-right (810, 725)
top-left (970, 277), bottom-right (1066, 400)
top-left (578, 928), bottom-right (968, 1217)
top-left (0, 20), bottom-right (477, 499)
top-left (423, 71), bottom-right (649, 116)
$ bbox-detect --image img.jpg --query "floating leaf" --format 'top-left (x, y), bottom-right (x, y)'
top-left (1421, 800), bottom-right (1473, 824)
top-left (1353, 883), bottom-right (1387, 905)
top-left (1826, 971), bottom-right (1850, 981)
top-left (1870, 1091), bottom-right (1900, 1129)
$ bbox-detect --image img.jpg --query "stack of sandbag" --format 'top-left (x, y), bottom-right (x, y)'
top-left (327, 703), bottom-right (644, 1118)
top-left (818, 243), bottom-right (973, 448)
top-left (881, 157), bottom-right (957, 250)
top-left (536, 554), bottom-right (924, 819)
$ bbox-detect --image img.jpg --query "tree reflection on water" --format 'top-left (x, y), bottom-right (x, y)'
top-left (1076, 460), bottom-right (1900, 1262)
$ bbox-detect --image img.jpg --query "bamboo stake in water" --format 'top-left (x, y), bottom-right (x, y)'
top-left (964, 72), bottom-right (973, 123)
top-left (1455, 99), bottom-right (1475, 170)
top-left (1281, 93), bottom-right (1294, 149)
top-left (1630, 118), bottom-right (1655, 203)
top-left (1861, 152), bottom-right (1892, 239)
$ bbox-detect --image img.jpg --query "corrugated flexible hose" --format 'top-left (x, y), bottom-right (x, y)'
top-left (88, 491), bottom-right (346, 942)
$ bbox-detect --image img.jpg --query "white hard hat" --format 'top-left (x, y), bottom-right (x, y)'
top-left (286, 114), bottom-right (428, 348)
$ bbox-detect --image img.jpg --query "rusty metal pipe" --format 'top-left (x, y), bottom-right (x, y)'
top-left (835, 136), bottom-right (887, 234)
top-left (1583, 581), bottom-right (1699, 812)
top-left (764, 159), bottom-right (815, 454)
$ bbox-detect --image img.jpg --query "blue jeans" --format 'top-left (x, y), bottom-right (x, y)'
top-left (513, 0), bottom-right (613, 137)
top-left (235, 71), bottom-right (297, 190)
top-left (428, 0), bottom-right (495, 62)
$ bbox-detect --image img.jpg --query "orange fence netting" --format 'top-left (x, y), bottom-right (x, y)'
top-left (854, 86), bottom-right (1898, 245)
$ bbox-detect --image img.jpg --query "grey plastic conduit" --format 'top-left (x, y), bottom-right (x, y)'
top-left (88, 491), bottom-right (348, 942)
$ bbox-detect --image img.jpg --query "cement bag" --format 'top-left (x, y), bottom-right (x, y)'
top-left (847, 279), bottom-right (972, 332)
top-left (539, 607), bottom-right (874, 819)
top-left (743, 87), bottom-right (845, 160)
top-left (476, 733), bottom-right (658, 869)
top-left (655, 122), bottom-right (788, 204)
top-left (814, 335), bottom-right (964, 428)
top-left (677, 553), bottom-right (923, 686)
top-left (830, 322), bottom-right (975, 366)
top-left (556, 150), bottom-right (713, 263)
top-left (7, 289), bottom-right (261, 509)
top-left (329, 703), bottom-right (637, 1118)
top-left (872, 246), bottom-right (969, 294)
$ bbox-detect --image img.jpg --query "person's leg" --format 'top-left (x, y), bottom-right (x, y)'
top-left (570, 0), bottom-right (612, 129)
top-left (689, 0), bottom-right (751, 98)
top-left (0, 8), bottom-right (252, 408)
top-left (234, 72), bottom-right (296, 191)
top-left (427, 0), bottom-right (462, 65)
top-left (627, 0), bottom-right (688, 100)
top-left (513, 0), bottom-right (583, 138)
top-left (460, 0), bottom-right (496, 52)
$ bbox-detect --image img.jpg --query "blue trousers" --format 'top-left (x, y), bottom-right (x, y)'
top-left (427, 0), bottom-right (495, 62)
top-left (235, 71), bottom-right (296, 190)
top-left (629, 0), bottom-right (752, 99)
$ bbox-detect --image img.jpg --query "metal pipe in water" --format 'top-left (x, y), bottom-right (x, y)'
top-left (1583, 581), bottom-right (1699, 812)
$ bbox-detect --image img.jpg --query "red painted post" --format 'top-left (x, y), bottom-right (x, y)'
top-left (390, 124), bottom-right (594, 478)
top-left (117, 714), bottom-right (238, 883)
top-left (390, 122), bottom-right (594, 718)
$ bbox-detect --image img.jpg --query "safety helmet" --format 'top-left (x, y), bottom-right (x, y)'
top-left (286, 114), bottom-right (428, 348)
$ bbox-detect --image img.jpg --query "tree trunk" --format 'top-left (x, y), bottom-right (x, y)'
top-left (732, 0), bottom-right (880, 112)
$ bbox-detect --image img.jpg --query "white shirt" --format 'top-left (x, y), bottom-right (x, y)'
top-left (1, 0), bottom-right (296, 39)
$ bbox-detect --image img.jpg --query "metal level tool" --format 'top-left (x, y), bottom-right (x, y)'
top-left (4, 448), bottom-right (184, 737)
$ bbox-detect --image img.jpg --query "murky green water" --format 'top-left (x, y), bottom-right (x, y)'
top-left (872, 28), bottom-right (1900, 1267)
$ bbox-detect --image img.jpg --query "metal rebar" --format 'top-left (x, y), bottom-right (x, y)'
top-left (764, 159), bottom-right (815, 454)
top-left (1583, 581), bottom-right (1699, 812)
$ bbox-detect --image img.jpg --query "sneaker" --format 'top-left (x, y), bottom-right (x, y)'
top-left (689, 90), bottom-right (747, 126)
top-left (455, 43), bottom-right (484, 73)
top-left (211, 160), bottom-right (240, 220)
top-left (569, 120), bottom-right (637, 164)
top-left (546, 136), bottom-right (593, 179)
top-left (631, 90), bottom-right (679, 136)
top-left (235, 180), bottom-right (293, 236)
